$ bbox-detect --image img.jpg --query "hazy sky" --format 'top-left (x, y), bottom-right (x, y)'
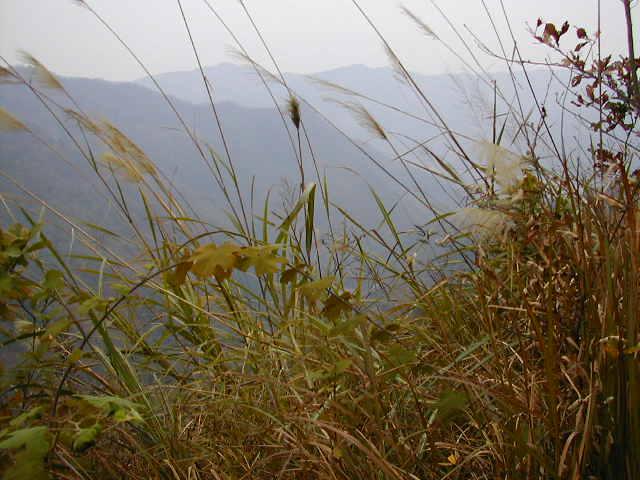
top-left (1, 0), bottom-right (636, 81)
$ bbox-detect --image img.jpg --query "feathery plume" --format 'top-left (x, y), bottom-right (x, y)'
top-left (101, 152), bottom-right (143, 183)
top-left (341, 102), bottom-right (387, 140)
top-left (65, 109), bottom-right (102, 135)
top-left (0, 107), bottom-right (28, 132)
top-left (477, 141), bottom-right (526, 191)
top-left (227, 48), bottom-right (282, 86)
top-left (383, 43), bottom-right (409, 85)
top-left (0, 67), bottom-right (19, 85)
top-left (400, 6), bottom-right (439, 39)
top-left (287, 95), bottom-right (301, 130)
top-left (102, 120), bottom-right (156, 176)
top-left (65, 109), bottom-right (156, 178)
top-left (307, 76), bottom-right (358, 97)
top-left (451, 207), bottom-right (512, 238)
top-left (20, 52), bottom-right (65, 91)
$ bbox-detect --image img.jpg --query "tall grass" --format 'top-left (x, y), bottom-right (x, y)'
top-left (0, 1), bottom-right (639, 478)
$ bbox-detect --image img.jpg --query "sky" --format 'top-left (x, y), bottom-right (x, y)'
top-left (0, 0), bottom-right (636, 81)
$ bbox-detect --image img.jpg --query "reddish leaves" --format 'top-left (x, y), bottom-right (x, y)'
top-left (535, 20), bottom-right (570, 46)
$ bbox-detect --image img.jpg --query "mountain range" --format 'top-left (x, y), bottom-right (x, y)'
top-left (1, 62), bottom-right (575, 258)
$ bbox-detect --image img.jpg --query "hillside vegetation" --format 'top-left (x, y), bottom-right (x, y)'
top-left (1, 2), bottom-right (639, 479)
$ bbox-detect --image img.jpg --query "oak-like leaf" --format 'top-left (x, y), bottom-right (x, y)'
top-left (189, 242), bottom-right (241, 280)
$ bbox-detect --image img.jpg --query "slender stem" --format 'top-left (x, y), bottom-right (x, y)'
top-left (624, 0), bottom-right (639, 108)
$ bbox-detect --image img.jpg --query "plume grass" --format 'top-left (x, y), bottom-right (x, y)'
top-left (1, 3), bottom-right (639, 479)
top-left (0, 107), bottom-right (28, 132)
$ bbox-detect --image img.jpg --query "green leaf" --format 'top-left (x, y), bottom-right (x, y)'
top-left (332, 359), bottom-right (352, 375)
top-left (78, 296), bottom-right (110, 315)
top-left (9, 408), bottom-right (43, 428)
top-left (111, 283), bottom-right (131, 296)
top-left (81, 222), bottom-right (120, 238)
top-left (76, 395), bottom-right (143, 424)
top-left (384, 344), bottom-right (416, 368)
top-left (44, 319), bottom-right (72, 339)
top-left (3, 451), bottom-right (50, 480)
top-left (0, 427), bottom-right (49, 452)
top-left (0, 426), bottom-right (51, 480)
top-left (455, 336), bottom-right (489, 363)
top-left (42, 270), bottom-right (64, 291)
top-left (328, 315), bottom-right (363, 338)
top-left (369, 187), bottom-right (403, 253)
top-left (72, 424), bottom-right (101, 452)
top-left (67, 349), bottom-right (84, 364)
top-left (276, 182), bottom-right (316, 245)
top-left (0, 272), bottom-right (14, 297)
top-left (298, 276), bottom-right (334, 303)
top-left (112, 407), bottom-right (143, 423)
top-left (309, 358), bottom-right (352, 383)
top-left (371, 323), bottom-right (401, 344)
top-left (4, 246), bottom-right (23, 259)
top-left (77, 394), bottom-right (139, 411)
top-left (434, 391), bottom-right (468, 424)
top-left (304, 184), bottom-right (316, 258)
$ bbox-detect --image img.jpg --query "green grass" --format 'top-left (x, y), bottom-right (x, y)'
top-left (1, 2), bottom-right (640, 478)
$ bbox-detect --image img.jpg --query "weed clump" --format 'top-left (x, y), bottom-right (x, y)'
top-left (1, 4), bottom-right (639, 480)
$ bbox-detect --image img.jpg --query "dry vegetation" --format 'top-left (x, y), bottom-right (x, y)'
top-left (1, 1), bottom-right (639, 479)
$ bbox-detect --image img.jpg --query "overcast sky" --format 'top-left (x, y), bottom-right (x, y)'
top-left (1, 0), bottom-right (636, 81)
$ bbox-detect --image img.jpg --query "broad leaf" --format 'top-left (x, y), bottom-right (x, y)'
top-left (0, 426), bottom-right (51, 480)
top-left (238, 245), bottom-right (287, 276)
top-left (190, 243), bottom-right (241, 280)
top-left (72, 424), bottom-right (101, 452)
top-left (321, 292), bottom-right (353, 321)
top-left (77, 395), bottom-right (143, 424)
top-left (298, 276), bottom-right (334, 303)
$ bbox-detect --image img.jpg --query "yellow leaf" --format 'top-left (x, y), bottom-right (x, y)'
top-left (168, 259), bottom-right (193, 287)
top-left (280, 263), bottom-right (307, 284)
top-left (322, 292), bottom-right (352, 321)
top-left (298, 276), bottom-right (334, 303)
top-left (190, 242), bottom-right (241, 280)
top-left (237, 245), bottom-right (287, 275)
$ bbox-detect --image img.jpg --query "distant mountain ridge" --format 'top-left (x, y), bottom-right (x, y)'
top-left (1, 65), bottom-right (454, 242)
top-left (134, 63), bottom-right (483, 141)
top-left (0, 61), bottom-right (588, 297)
top-left (134, 62), bottom-right (418, 109)
top-left (1, 63), bottom-right (579, 246)
top-left (134, 63), bottom-right (580, 153)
